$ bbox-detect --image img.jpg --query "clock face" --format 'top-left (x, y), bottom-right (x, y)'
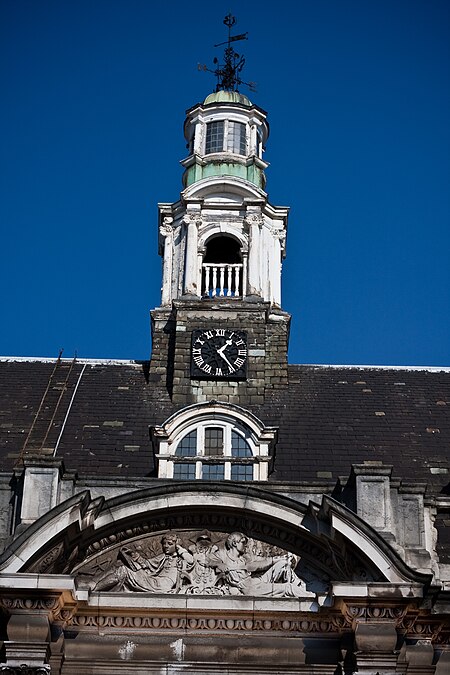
top-left (191, 329), bottom-right (248, 380)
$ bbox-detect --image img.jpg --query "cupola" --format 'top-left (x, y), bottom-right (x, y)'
top-left (181, 91), bottom-right (269, 190)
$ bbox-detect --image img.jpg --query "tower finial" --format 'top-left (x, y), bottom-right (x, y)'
top-left (198, 14), bottom-right (256, 94)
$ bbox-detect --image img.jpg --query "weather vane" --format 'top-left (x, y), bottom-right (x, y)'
top-left (198, 13), bottom-right (257, 94)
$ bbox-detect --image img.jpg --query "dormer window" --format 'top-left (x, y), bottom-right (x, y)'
top-left (152, 402), bottom-right (277, 483)
top-left (205, 120), bottom-right (246, 156)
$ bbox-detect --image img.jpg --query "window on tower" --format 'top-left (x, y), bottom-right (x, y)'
top-left (205, 121), bottom-right (224, 153)
top-left (227, 121), bottom-right (246, 154)
top-left (205, 120), bottom-right (247, 156)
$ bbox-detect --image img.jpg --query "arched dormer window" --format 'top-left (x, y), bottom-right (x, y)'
top-left (202, 235), bottom-right (244, 298)
top-left (151, 402), bottom-right (277, 482)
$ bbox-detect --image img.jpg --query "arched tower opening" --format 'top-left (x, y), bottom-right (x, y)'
top-left (202, 234), bottom-right (244, 298)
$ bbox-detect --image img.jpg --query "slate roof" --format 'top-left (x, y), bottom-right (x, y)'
top-left (0, 358), bottom-right (449, 492)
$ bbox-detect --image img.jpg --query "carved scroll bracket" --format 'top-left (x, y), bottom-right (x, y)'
top-left (338, 599), bottom-right (449, 645)
top-left (0, 591), bottom-right (77, 628)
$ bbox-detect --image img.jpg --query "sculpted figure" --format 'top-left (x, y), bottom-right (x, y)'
top-left (90, 534), bottom-right (193, 593)
top-left (185, 531), bottom-right (223, 594)
top-left (207, 532), bottom-right (310, 597)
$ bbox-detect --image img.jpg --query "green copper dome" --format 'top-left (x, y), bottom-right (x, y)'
top-left (203, 90), bottom-right (252, 107)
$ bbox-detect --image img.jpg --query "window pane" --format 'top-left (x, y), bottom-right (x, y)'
top-left (204, 427), bottom-right (224, 456)
top-left (175, 430), bottom-right (197, 456)
top-left (231, 464), bottom-right (253, 481)
top-left (202, 463), bottom-right (225, 480)
top-left (231, 431), bottom-right (252, 457)
top-left (173, 463), bottom-right (196, 480)
top-left (205, 121), bottom-right (224, 153)
top-left (226, 121), bottom-right (246, 155)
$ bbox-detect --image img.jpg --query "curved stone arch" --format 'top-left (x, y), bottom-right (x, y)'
top-left (153, 401), bottom-right (277, 446)
top-left (182, 175), bottom-right (267, 203)
top-left (0, 491), bottom-right (98, 574)
top-left (198, 224), bottom-right (248, 254)
top-left (0, 482), bottom-right (430, 594)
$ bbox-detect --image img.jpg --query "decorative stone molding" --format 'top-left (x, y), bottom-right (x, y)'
top-left (182, 212), bottom-right (203, 227)
top-left (71, 611), bottom-right (345, 635)
top-left (0, 594), bottom-right (77, 626)
top-left (339, 601), bottom-right (450, 645)
top-left (244, 213), bottom-right (264, 228)
top-left (159, 216), bottom-right (174, 237)
top-left (0, 665), bottom-right (50, 674)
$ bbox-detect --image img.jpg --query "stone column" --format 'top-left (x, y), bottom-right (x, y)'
top-left (160, 216), bottom-right (174, 306)
top-left (245, 212), bottom-right (263, 298)
top-left (270, 226), bottom-right (286, 306)
top-left (183, 212), bottom-right (202, 297)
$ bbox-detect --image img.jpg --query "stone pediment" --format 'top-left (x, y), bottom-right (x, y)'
top-left (0, 485), bottom-right (430, 598)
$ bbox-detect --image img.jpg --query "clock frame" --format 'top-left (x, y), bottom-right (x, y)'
top-left (190, 328), bottom-right (248, 380)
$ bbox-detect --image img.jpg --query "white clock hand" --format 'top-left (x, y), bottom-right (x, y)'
top-left (216, 343), bottom-right (234, 370)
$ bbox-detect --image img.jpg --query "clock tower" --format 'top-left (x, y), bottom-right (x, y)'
top-left (151, 24), bottom-right (291, 406)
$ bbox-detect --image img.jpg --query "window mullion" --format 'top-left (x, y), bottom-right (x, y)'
top-left (224, 425), bottom-right (231, 456)
top-left (223, 119), bottom-right (229, 152)
top-left (198, 425), bottom-right (205, 457)
top-left (224, 461), bottom-right (231, 480)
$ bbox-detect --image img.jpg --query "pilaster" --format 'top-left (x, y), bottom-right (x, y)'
top-left (19, 456), bottom-right (63, 527)
top-left (353, 462), bottom-right (394, 542)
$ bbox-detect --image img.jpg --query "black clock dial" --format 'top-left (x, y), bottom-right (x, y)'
top-left (191, 329), bottom-right (248, 380)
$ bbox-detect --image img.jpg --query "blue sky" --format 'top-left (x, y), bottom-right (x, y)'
top-left (1, 0), bottom-right (449, 366)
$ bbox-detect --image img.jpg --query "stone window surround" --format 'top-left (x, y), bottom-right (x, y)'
top-left (151, 401), bottom-right (277, 481)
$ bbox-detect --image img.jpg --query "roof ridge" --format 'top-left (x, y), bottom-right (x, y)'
top-left (291, 363), bottom-right (450, 372)
top-left (0, 356), bottom-right (142, 366)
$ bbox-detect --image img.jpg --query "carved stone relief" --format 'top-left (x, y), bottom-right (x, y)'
top-left (77, 530), bottom-right (314, 597)
top-left (28, 510), bottom-right (380, 586)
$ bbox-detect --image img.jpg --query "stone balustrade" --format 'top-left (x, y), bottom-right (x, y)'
top-left (202, 263), bottom-right (243, 298)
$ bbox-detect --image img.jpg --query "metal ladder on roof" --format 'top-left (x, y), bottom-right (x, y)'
top-left (15, 351), bottom-right (78, 466)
